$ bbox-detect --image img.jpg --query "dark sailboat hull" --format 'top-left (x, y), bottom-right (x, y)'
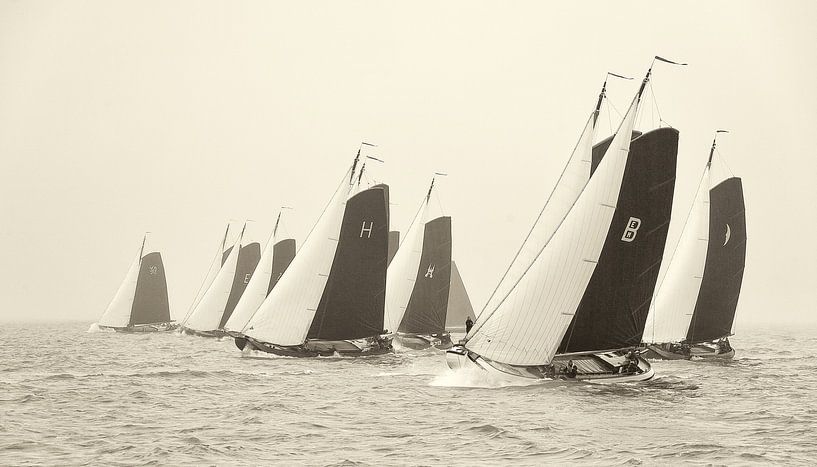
top-left (180, 327), bottom-right (226, 339)
top-left (641, 343), bottom-right (691, 361)
top-left (395, 332), bottom-right (453, 350)
top-left (445, 346), bottom-right (654, 383)
top-left (244, 336), bottom-right (393, 357)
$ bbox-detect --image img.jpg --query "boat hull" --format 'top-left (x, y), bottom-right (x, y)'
top-left (395, 332), bottom-right (453, 350)
top-left (445, 345), bottom-right (654, 383)
top-left (244, 335), bottom-right (394, 357)
top-left (180, 327), bottom-right (226, 339)
top-left (104, 322), bottom-right (179, 333)
top-left (642, 343), bottom-right (691, 361)
top-left (690, 342), bottom-right (735, 360)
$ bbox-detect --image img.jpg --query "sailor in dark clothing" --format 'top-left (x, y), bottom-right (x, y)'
top-left (565, 360), bottom-right (578, 378)
top-left (625, 349), bottom-right (640, 373)
top-left (465, 316), bottom-right (474, 333)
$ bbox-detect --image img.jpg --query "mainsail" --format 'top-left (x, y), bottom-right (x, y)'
top-left (307, 184), bottom-right (389, 340)
top-left (465, 74), bottom-right (647, 366)
top-left (180, 223), bottom-right (233, 325)
top-left (398, 216), bottom-right (453, 335)
top-left (558, 127), bottom-right (678, 353)
top-left (99, 235), bottom-right (170, 328)
top-left (686, 177), bottom-right (746, 343)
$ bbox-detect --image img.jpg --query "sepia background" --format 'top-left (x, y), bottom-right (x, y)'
top-left (1, 0), bottom-right (815, 327)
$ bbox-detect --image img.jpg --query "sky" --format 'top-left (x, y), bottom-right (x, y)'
top-left (1, 1), bottom-right (815, 327)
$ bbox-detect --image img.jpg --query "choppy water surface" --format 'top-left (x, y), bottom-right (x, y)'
top-left (1, 322), bottom-right (815, 465)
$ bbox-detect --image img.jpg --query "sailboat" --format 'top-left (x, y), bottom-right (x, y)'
top-left (446, 62), bottom-right (678, 382)
top-left (225, 210), bottom-right (297, 350)
top-left (180, 222), bottom-right (262, 337)
top-left (444, 261), bottom-right (475, 332)
top-left (386, 177), bottom-right (455, 350)
top-left (97, 234), bottom-right (176, 332)
top-left (240, 149), bottom-right (392, 357)
top-left (642, 131), bottom-right (746, 360)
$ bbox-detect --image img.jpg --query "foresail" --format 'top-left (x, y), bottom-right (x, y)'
top-left (244, 173), bottom-right (353, 346)
top-left (184, 234), bottom-right (242, 332)
top-left (98, 250), bottom-right (141, 328)
top-left (480, 112), bottom-right (596, 319)
top-left (466, 95), bottom-right (639, 366)
top-left (643, 168), bottom-right (711, 344)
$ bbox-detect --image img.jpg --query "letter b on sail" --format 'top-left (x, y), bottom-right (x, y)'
top-left (621, 217), bottom-right (642, 242)
top-left (360, 221), bottom-right (374, 238)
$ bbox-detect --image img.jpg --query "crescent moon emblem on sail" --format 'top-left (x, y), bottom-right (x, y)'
top-left (723, 224), bottom-right (731, 246)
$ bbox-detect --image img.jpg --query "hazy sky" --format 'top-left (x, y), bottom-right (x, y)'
top-left (1, 1), bottom-right (815, 327)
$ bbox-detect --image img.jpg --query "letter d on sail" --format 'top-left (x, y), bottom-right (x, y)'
top-left (360, 221), bottom-right (374, 238)
top-left (621, 217), bottom-right (642, 242)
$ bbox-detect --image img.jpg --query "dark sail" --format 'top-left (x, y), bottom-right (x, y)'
top-left (130, 252), bottom-right (171, 325)
top-left (398, 217), bottom-right (452, 334)
top-left (388, 231), bottom-right (400, 266)
top-left (686, 177), bottom-right (746, 343)
top-left (219, 242), bottom-right (262, 329)
top-left (308, 185), bottom-right (389, 340)
top-left (559, 127), bottom-right (678, 353)
top-left (221, 246), bottom-right (234, 266)
top-left (268, 239), bottom-right (296, 295)
top-left (445, 261), bottom-right (475, 330)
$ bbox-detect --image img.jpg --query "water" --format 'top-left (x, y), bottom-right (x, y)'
top-left (1, 322), bottom-right (815, 465)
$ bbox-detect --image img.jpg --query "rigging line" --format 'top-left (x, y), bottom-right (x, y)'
top-left (715, 148), bottom-right (735, 177)
top-left (470, 83), bottom-right (648, 342)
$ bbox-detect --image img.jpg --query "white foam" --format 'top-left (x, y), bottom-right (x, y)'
top-left (429, 366), bottom-right (546, 389)
top-left (86, 323), bottom-right (102, 333)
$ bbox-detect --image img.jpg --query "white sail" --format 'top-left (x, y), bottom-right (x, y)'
top-left (180, 225), bottom-right (232, 326)
top-left (184, 228), bottom-right (244, 332)
top-left (466, 94), bottom-right (640, 366)
top-left (244, 172), bottom-right (353, 346)
top-left (224, 227), bottom-right (279, 333)
top-left (643, 168), bottom-right (711, 343)
top-left (480, 112), bottom-right (597, 319)
top-left (98, 249), bottom-right (141, 328)
top-left (384, 200), bottom-right (428, 333)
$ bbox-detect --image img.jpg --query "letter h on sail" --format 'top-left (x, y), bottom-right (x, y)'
top-left (360, 221), bottom-right (374, 238)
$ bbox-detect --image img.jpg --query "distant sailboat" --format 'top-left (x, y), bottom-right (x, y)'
top-left (241, 149), bottom-right (392, 357)
top-left (97, 234), bottom-right (175, 332)
top-left (642, 131), bottom-right (746, 360)
top-left (180, 222), bottom-right (262, 337)
top-left (447, 64), bottom-right (671, 382)
top-left (226, 210), bottom-right (296, 349)
top-left (387, 177), bottom-right (455, 350)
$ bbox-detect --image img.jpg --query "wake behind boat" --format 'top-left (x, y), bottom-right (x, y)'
top-left (642, 131), bottom-right (746, 360)
top-left (97, 234), bottom-right (177, 333)
top-left (241, 148), bottom-right (393, 357)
